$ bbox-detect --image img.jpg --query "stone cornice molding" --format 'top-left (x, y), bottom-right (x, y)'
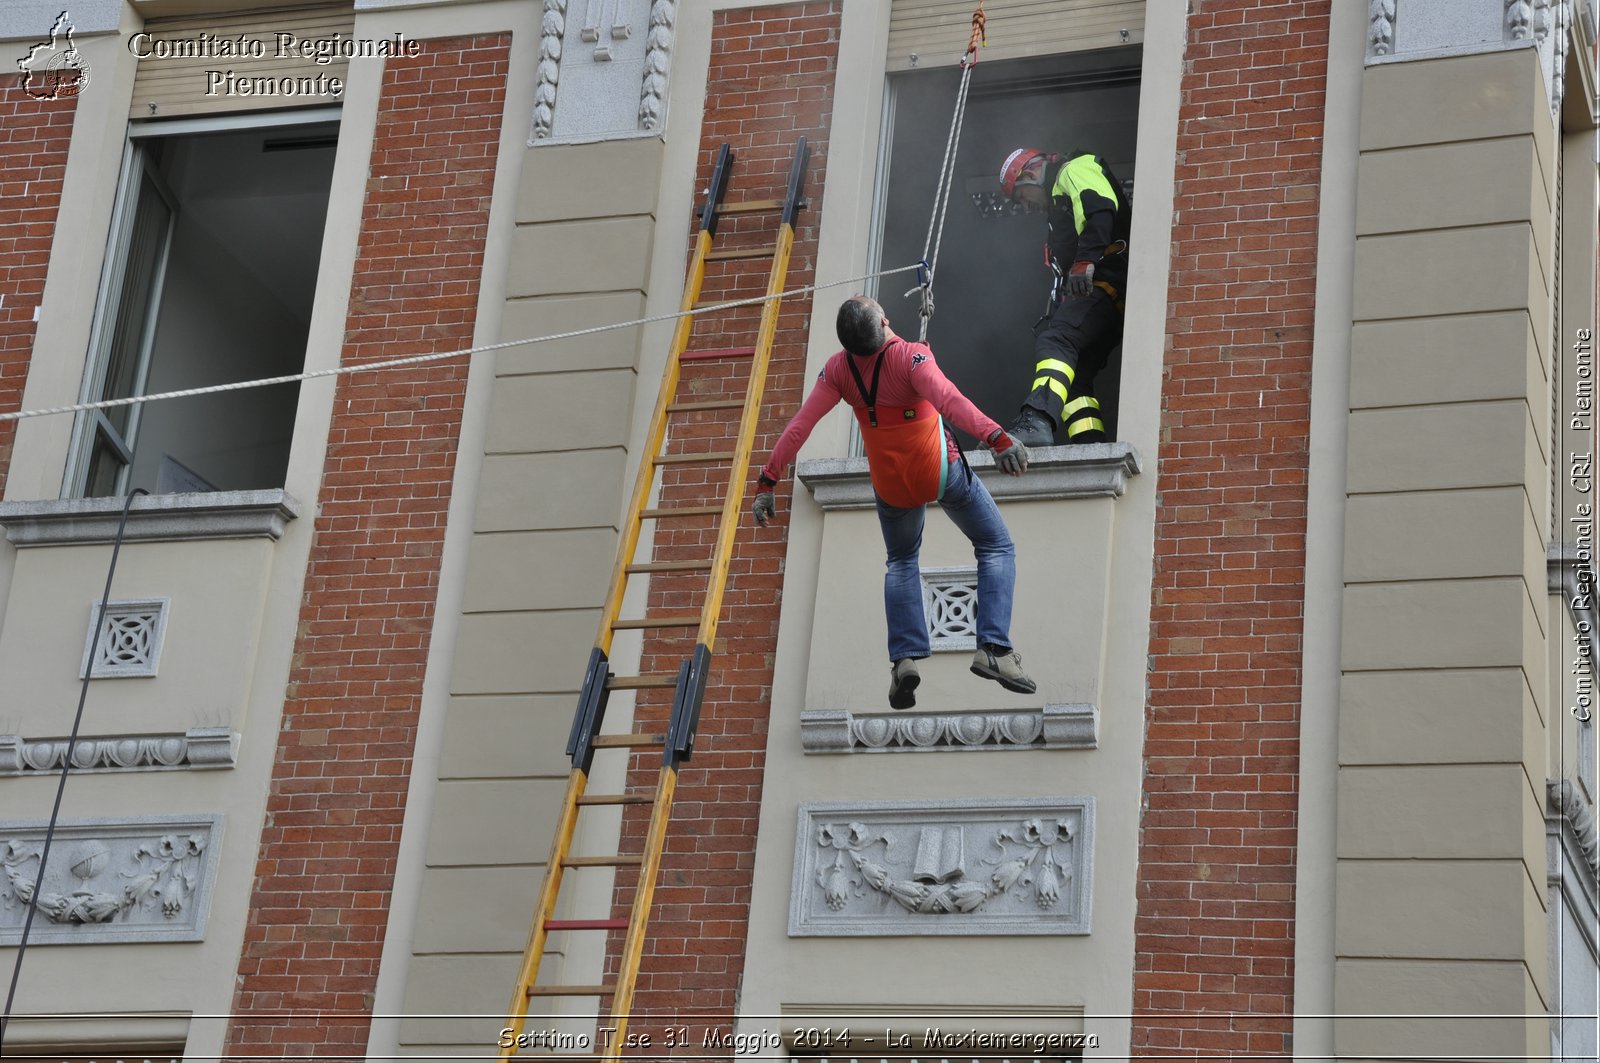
top-left (800, 703), bottom-right (1098, 754)
top-left (0, 489), bottom-right (300, 546)
top-left (797, 442), bottom-right (1141, 511)
top-left (0, 728), bottom-right (237, 775)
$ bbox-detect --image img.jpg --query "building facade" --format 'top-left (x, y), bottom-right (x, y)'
top-left (0, 1), bottom-right (1595, 1060)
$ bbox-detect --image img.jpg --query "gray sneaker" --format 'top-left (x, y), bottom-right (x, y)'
top-left (970, 644), bottom-right (1036, 695)
top-left (888, 658), bottom-right (921, 710)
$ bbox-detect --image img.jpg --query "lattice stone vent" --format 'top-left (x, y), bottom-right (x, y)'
top-left (80, 598), bottom-right (169, 678)
top-left (922, 566), bottom-right (977, 650)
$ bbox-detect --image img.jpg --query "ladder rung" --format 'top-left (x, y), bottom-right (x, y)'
top-left (655, 451), bottom-right (735, 465)
top-left (602, 673), bottom-right (679, 691)
top-left (667, 399), bottom-right (744, 413)
top-left (527, 983), bottom-right (613, 998)
top-left (706, 247), bottom-right (772, 261)
top-left (719, 198), bottom-right (783, 214)
top-left (590, 730), bottom-right (668, 745)
top-left (625, 560), bottom-right (713, 574)
top-left (611, 614), bottom-right (701, 629)
top-left (681, 345), bottom-right (757, 360)
top-left (640, 505), bottom-right (722, 518)
top-left (543, 918), bottom-right (629, 930)
top-left (562, 854), bottom-right (643, 868)
top-left (576, 792), bottom-right (655, 805)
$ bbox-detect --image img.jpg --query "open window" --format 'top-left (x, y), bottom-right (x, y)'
top-left (67, 112), bottom-right (338, 497)
top-left (869, 47), bottom-right (1141, 445)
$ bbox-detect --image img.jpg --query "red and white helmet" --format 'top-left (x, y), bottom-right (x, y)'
top-left (998, 147), bottom-right (1047, 200)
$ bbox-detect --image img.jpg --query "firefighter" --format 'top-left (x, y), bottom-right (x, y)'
top-left (751, 296), bottom-right (1037, 710)
top-left (998, 147), bottom-right (1133, 446)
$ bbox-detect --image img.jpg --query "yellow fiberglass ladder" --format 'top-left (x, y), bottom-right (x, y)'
top-left (498, 137), bottom-right (809, 1061)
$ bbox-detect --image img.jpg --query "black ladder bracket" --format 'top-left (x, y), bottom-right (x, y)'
top-left (664, 642), bottom-right (712, 766)
top-left (699, 143), bottom-right (735, 236)
top-left (566, 647), bottom-right (613, 775)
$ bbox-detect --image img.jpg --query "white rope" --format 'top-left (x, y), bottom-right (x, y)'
top-left (907, 53), bottom-right (978, 342)
top-left (0, 263), bottom-right (924, 424)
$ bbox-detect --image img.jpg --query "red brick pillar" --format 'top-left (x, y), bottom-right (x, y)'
top-left (610, 1), bottom-right (841, 1047)
top-left (0, 84), bottom-right (78, 493)
top-left (1132, 2), bottom-right (1330, 1057)
top-left (222, 35), bottom-right (508, 1060)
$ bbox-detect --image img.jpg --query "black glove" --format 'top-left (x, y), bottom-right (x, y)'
top-left (752, 475), bottom-right (778, 526)
top-left (984, 428), bottom-right (1028, 476)
top-left (1065, 261), bottom-right (1095, 298)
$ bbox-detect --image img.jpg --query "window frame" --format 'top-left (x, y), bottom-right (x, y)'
top-left (62, 106), bottom-right (343, 499)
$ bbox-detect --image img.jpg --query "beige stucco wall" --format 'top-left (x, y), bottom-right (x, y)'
top-left (371, 9), bottom-right (686, 1058)
top-left (1333, 46), bottom-right (1558, 1062)
top-left (730, 4), bottom-right (1181, 1060)
top-left (0, 1), bottom-right (539, 1059)
top-left (0, 3), bottom-right (382, 1058)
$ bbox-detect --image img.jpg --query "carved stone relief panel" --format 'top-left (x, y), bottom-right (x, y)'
top-left (80, 598), bottom-right (169, 678)
top-left (531, 0), bottom-right (676, 143)
top-left (790, 797), bottom-right (1094, 936)
top-left (0, 815), bottom-right (223, 944)
top-left (921, 565), bottom-right (978, 651)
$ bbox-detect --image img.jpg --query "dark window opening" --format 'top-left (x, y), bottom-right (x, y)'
top-left (71, 119), bottom-right (338, 497)
top-left (873, 47), bottom-right (1141, 447)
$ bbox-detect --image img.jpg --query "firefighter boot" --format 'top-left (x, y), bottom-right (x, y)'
top-left (1006, 406), bottom-right (1056, 448)
top-left (970, 644), bottom-right (1037, 695)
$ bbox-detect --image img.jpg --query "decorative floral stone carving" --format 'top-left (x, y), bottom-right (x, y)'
top-left (637, 0), bottom-right (675, 131)
top-left (1368, 0), bottom-right (1396, 56)
top-left (0, 817), bottom-right (222, 944)
top-left (791, 798), bottom-right (1093, 936)
top-left (532, 0), bottom-right (567, 139)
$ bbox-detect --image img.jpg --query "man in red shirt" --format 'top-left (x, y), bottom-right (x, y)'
top-left (751, 296), bottom-right (1036, 710)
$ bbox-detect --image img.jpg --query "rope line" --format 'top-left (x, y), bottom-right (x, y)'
top-left (907, 0), bottom-right (986, 342)
top-left (0, 263), bottom-right (924, 424)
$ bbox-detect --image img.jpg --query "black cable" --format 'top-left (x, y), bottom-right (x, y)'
top-left (0, 488), bottom-right (147, 1054)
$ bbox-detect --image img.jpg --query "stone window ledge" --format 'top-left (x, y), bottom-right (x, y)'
top-left (796, 442), bottom-right (1141, 510)
top-left (0, 490), bottom-right (300, 547)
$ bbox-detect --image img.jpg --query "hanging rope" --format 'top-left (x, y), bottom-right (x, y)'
top-left (0, 262), bottom-right (924, 425)
top-left (907, 0), bottom-right (986, 342)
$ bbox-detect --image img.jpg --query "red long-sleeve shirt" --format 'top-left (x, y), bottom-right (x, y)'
top-left (760, 336), bottom-right (1000, 504)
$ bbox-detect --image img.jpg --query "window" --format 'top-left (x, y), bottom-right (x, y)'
top-left (868, 47), bottom-right (1141, 446)
top-left (67, 112), bottom-right (338, 497)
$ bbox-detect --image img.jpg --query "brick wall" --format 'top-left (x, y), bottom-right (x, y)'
top-left (1132, 1), bottom-right (1330, 1057)
top-left (0, 84), bottom-right (78, 494)
top-left (222, 35), bottom-right (508, 1060)
top-left (606, 0), bottom-right (841, 1044)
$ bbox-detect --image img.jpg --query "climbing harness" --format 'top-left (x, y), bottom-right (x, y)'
top-left (906, 0), bottom-right (987, 341)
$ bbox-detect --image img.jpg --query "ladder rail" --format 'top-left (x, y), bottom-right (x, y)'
top-left (599, 765), bottom-right (678, 1063)
top-left (499, 770), bottom-right (590, 1060)
top-left (593, 226), bottom-right (715, 658)
top-left (695, 139), bottom-right (807, 650)
top-left (500, 139), bottom-right (807, 1059)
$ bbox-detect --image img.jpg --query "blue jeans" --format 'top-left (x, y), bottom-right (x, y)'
top-left (874, 462), bottom-right (1017, 662)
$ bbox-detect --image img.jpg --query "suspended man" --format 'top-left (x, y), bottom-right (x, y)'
top-left (998, 147), bottom-right (1133, 447)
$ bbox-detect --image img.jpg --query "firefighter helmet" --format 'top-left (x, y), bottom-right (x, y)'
top-left (999, 147), bottom-right (1047, 200)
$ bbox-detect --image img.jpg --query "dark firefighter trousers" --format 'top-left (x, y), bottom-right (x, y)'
top-left (1023, 287), bottom-right (1123, 443)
